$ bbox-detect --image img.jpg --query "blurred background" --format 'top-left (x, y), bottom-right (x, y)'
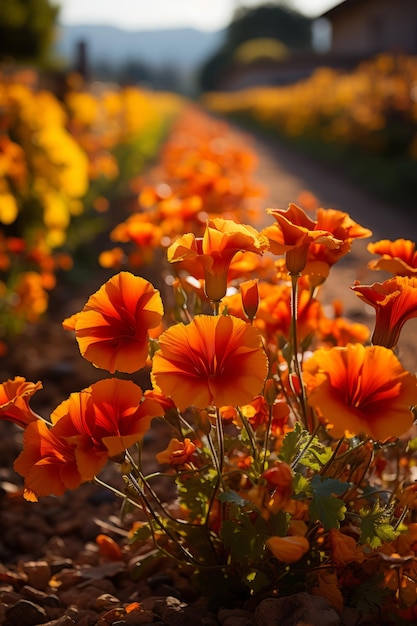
top-left (1, 0), bottom-right (416, 348)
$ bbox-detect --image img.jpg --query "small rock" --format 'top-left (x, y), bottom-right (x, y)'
top-left (22, 585), bottom-right (61, 607)
top-left (255, 593), bottom-right (340, 626)
top-left (94, 593), bottom-right (122, 610)
top-left (21, 560), bottom-right (52, 590)
top-left (5, 598), bottom-right (47, 626)
top-left (218, 607), bottom-right (254, 625)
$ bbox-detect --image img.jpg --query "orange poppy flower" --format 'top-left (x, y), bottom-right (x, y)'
top-left (63, 272), bottom-right (163, 373)
top-left (51, 379), bottom-right (162, 468)
top-left (255, 280), bottom-right (322, 345)
top-left (156, 437), bottom-right (197, 466)
top-left (151, 314), bottom-right (268, 410)
top-left (266, 535), bottom-right (310, 563)
top-left (351, 276), bottom-right (417, 348)
top-left (303, 343), bottom-right (417, 440)
top-left (305, 208), bottom-right (372, 285)
top-left (262, 461), bottom-right (293, 512)
top-left (14, 420), bottom-right (83, 501)
top-left (368, 239), bottom-right (417, 276)
top-left (167, 217), bottom-right (269, 302)
top-left (0, 376), bottom-right (42, 428)
top-left (263, 203), bottom-right (342, 275)
top-left (240, 278), bottom-right (259, 322)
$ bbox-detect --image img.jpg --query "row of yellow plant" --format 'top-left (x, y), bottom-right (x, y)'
top-left (2, 104), bottom-right (417, 621)
top-left (203, 53), bottom-right (417, 159)
top-left (0, 69), bottom-right (182, 344)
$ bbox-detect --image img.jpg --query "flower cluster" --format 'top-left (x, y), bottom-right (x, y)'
top-left (3, 200), bottom-right (417, 619)
top-left (0, 70), bottom-right (181, 346)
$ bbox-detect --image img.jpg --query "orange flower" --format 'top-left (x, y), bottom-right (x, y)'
top-left (240, 278), bottom-right (259, 321)
top-left (305, 208), bottom-right (372, 286)
top-left (156, 437), bottom-right (197, 466)
top-left (0, 377), bottom-right (42, 428)
top-left (351, 277), bottom-right (417, 348)
top-left (255, 280), bottom-right (322, 345)
top-left (151, 314), bottom-right (268, 410)
top-left (368, 239), bottom-right (417, 276)
top-left (241, 395), bottom-right (289, 432)
top-left (303, 343), bottom-right (417, 440)
top-left (266, 535), bottom-right (309, 563)
top-left (63, 272), bottom-right (163, 373)
top-left (263, 203), bottom-right (342, 274)
top-left (262, 461), bottom-right (293, 513)
top-left (14, 420), bottom-right (83, 501)
top-left (51, 379), bottom-right (162, 466)
top-left (168, 217), bottom-right (268, 302)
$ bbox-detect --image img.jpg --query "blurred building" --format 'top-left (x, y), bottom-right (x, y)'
top-left (323, 0), bottom-right (417, 56)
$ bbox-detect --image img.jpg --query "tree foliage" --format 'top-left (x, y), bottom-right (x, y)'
top-left (0, 0), bottom-right (60, 63)
top-left (200, 2), bottom-right (312, 91)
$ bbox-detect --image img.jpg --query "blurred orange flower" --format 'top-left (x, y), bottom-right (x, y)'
top-left (266, 535), bottom-right (309, 563)
top-left (303, 343), bottom-right (417, 440)
top-left (0, 377), bottom-right (42, 428)
top-left (151, 314), bottom-right (268, 410)
top-left (168, 217), bottom-right (268, 302)
top-left (263, 203), bottom-right (341, 274)
top-left (63, 272), bottom-right (163, 373)
top-left (368, 239), bottom-right (417, 276)
top-left (51, 379), bottom-right (162, 464)
top-left (14, 420), bottom-right (83, 501)
top-left (351, 276), bottom-right (417, 348)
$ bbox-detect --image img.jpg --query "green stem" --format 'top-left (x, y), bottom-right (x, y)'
top-left (289, 273), bottom-right (309, 430)
top-left (262, 404), bottom-right (273, 471)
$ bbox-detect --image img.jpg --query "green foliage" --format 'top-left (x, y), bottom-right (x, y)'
top-left (359, 503), bottom-right (399, 549)
top-left (308, 476), bottom-right (348, 531)
top-left (0, 0), bottom-right (59, 63)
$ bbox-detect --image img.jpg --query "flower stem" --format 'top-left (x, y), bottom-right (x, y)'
top-left (289, 273), bottom-right (310, 430)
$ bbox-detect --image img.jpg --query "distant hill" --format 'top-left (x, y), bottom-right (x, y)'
top-left (55, 24), bottom-right (225, 72)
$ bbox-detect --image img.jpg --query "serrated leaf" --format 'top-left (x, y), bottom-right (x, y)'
top-left (279, 423), bottom-right (303, 463)
top-left (218, 490), bottom-right (250, 508)
top-left (309, 476), bottom-right (348, 530)
top-left (310, 475), bottom-right (349, 497)
top-left (309, 496), bottom-right (346, 531)
top-left (293, 472), bottom-right (310, 496)
top-left (299, 444), bottom-right (333, 471)
top-left (359, 504), bottom-right (399, 548)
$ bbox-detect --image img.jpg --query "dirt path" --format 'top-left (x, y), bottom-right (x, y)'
top-left (245, 129), bottom-right (417, 373)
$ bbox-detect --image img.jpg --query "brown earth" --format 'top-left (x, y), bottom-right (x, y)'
top-left (0, 123), bottom-right (416, 626)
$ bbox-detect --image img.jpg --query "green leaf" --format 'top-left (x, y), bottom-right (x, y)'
top-left (359, 503), bottom-right (399, 549)
top-left (128, 522), bottom-right (152, 544)
top-left (293, 472), bottom-right (310, 496)
top-left (309, 476), bottom-right (348, 530)
top-left (299, 444), bottom-right (333, 471)
top-left (218, 490), bottom-right (250, 508)
top-left (279, 422), bottom-right (303, 463)
top-left (221, 515), bottom-right (267, 562)
top-left (348, 573), bottom-right (390, 612)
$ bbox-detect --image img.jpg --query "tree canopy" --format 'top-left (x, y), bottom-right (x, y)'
top-left (0, 0), bottom-right (60, 63)
top-left (200, 2), bottom-right (312, 91)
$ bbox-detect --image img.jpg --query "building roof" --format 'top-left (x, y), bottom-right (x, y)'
top-left (321, 0), bottom-right (364, 19)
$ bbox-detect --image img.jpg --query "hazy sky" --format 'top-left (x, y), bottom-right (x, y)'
top-left (57, 0), bottom-right (339, 31)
